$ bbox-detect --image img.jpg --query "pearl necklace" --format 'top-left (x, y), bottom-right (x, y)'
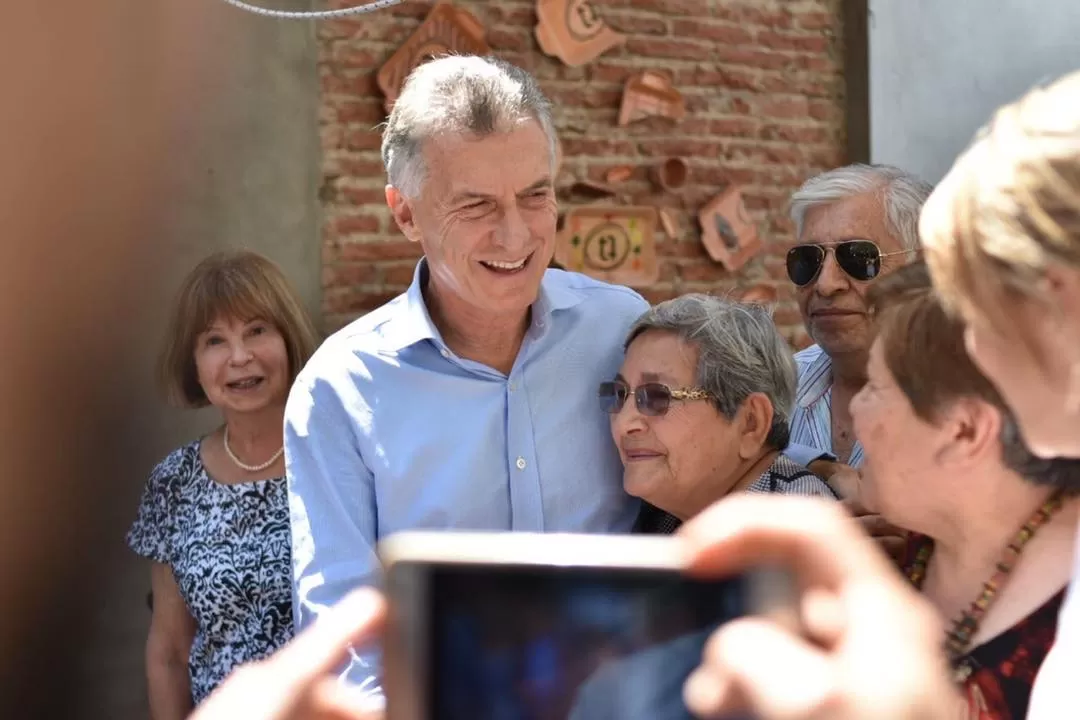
top-left (223, 425), bottom-right (284, 473)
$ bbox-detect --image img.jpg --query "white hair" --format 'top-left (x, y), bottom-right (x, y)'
top-left (626, 294), bottom-right (796, 451)
top-left (380, 55), bottom-right (558, 198)
top-left (789, 163), bottom-right (934, 251)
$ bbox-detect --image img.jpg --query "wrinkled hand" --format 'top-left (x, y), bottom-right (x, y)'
top-left (806, 460), bottom-right (864, 508)
top-left (678, 495), bottom-right (959, 720)
top-left (843, 501), bottom-right (909, 566)
top-left (189, 589), bottom-right (386, 720)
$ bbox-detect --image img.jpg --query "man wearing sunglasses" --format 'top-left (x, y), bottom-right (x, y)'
top-left (782, 164), bottom-right (933, 494)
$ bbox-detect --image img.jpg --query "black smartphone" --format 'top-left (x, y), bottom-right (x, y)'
top-left (379, 531), bottom-right (796, 720)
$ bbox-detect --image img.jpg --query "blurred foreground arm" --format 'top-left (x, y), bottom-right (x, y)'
top-left (679, 495), bottom-right (960, 720)
top-left (189, 589), bottom-right (386, 720)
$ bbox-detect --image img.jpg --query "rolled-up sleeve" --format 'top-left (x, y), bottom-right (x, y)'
top-left (284, 359), bottom-right (382, 699)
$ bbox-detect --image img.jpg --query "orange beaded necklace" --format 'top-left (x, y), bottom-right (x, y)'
top-left (907, 489), bottom-right (1066, 680)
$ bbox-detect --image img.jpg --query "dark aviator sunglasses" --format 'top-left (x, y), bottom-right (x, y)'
top-left (785, 240), bottom-right (910, 287)
top-left (598, 379), bottom-right (711, 417)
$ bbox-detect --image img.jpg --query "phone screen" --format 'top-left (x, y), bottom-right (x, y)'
top-left (428, 564), bottom-right (754, 720)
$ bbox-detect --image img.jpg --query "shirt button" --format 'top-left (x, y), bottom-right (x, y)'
top-left (440, 348), bottom-right (450, 358)
top-left (515, 456), bottom-right (526, 470)
top-left (509, 382), bottom-right (517, 392)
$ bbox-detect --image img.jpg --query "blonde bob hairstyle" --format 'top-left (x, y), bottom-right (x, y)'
top-left (158, 250), bottom-right (319, 408)
top-left (920, 70), bottom-right (1080, 333)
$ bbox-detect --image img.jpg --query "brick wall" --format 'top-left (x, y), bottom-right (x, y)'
top-left (318, 0), bottom-right (847, 348)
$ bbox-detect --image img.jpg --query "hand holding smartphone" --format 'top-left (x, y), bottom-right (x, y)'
top-left (379, 532), bottom-right (796, 720)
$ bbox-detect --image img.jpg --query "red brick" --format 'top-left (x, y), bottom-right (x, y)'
top-left (322, 263), bottom-right (378, 289)
top-left (487, 28), bottom-right (530, 53)
top-left (483, 5), bottom-right (535, 25)
top-left (344, 129), bottom-right (383, 152)
top-left (790, 54), bottom-right (835, 73)
top-left (324, 288), bottom-right (402, 315)
top-left (625, 37), bottom-right (714, 62)
top-left (641, 287), bottom-right (678, 304)
top-left (546, 86), bottom-right (623, 109)
top-left (757, 31), bottom-right (830, 54)
top-left (756, 96), bottom-right (810, 119)
top-left (679, 262), bottom-right (727, 282)
top-left (587, 62), bottom-right (635, 85)
top-left (605, 13), bottom-right (668, 35)
top-left (795, 11), bottom-right (836, 31)
top-left (710, 117), bottom-right (759, 137)
top-left (695, 165), bottom-right (758, 187)
top-left (790, 328), bottom-right (814, 351)
top-left (771, 306), bottom-right (804, 328)
top-left (664, 239), bottom-right (710, 260)
top-left (760, 74), bottom-right (836, 98)
top-left (760, 123), bottom-right (830, 144)
top-left (638, 139), bottom-right (721, 159)
top-left (335, 100), bottom-right (386, 124)
top-left (332, 48), bottom-right (381, 70)
top-left (337, 158), bottom-right (385, 178)
top-left (381, 262), bottom-right (418, 287)
top-left (321, 71), bottom-right (379, 97)
top-left (713, 47), bottom-right (792, 72)
top-left (336, 240), bottom-right (422, 263)
top-left (560, 137), bottom-right (636, 156)
top-left (714, 5), bottom-right (793, 29)
top-left (808, 99), bottom-right (839, 121)
top-left (333, 213), bottom-right (381, 236)
top-left (619, 0), bottom-right (711, 15)
top-left (671, 20), bottom-right (753, 45)
top-left (339, 187), bottom-right (386, 206)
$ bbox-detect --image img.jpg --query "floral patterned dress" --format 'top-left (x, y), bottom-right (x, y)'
top-left (126, 440), bottom-right (294, 704)
top-left (902, 534), bottom-right (1064, 720)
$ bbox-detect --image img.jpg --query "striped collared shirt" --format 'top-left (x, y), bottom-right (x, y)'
top-left (789, 344), bottom-right (865, 468)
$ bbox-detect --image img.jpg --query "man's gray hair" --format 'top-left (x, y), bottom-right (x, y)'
top-left (789, 163), bottom-right (934, 251)
top-left (381, 55), bottom-right (558, 198)
top-left (626, 294), bottom-right (797, 450)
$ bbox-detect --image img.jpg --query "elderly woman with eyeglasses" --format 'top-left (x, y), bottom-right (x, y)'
top-left (601, 293), bottom-right (837, 534)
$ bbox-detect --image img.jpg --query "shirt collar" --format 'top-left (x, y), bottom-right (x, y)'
top-left (382, 258), bottom-right (585, 352)
top-left (795, 346), bottom-right (834, 409)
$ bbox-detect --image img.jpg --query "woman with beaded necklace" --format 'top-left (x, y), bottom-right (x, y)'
top-left (848, 261), bottom-right (1080, 719)
top-left (127, 250), bottom-right (318, 717)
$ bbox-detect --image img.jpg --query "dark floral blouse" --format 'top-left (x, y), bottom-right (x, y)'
top-left (902, 533), bottom-right (1065, 720)
top-left (126, 440), bottom-right (294, 705)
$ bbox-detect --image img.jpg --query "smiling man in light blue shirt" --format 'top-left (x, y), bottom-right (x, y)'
top-left (284, 55), bottom-right (647, 702)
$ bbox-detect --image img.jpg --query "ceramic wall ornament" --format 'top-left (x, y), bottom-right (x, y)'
top-left (604, 165), bottom-right (634, 184)
top-left (698, 185), bottom-right (762, 272)
top-left (651, 157), bottom-right (689, 193)
top-left (555, 206), bottom-right (659, 287)
top-left (535, 0), bottom-right (625, 67)
top-left (376, 2), bottom-right (489, 113)
top-left (618, 70), bottom-right (686, 126)
top-left (657, 207), bottom-right (679, 239)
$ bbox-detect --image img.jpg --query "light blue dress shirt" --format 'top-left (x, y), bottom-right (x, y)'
top-left (784, 343), bottom-right (865, 468)
top-left (285, 260), bottom-right (648, 698)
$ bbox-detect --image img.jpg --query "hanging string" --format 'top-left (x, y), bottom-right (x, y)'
top-left (215, 0), bottom-right (404, 20)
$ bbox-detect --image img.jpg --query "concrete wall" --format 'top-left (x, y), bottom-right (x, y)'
top-left (71, 4), bottom-right (322, 718)
top-left (869, 0), bottom-right (1080, 184)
